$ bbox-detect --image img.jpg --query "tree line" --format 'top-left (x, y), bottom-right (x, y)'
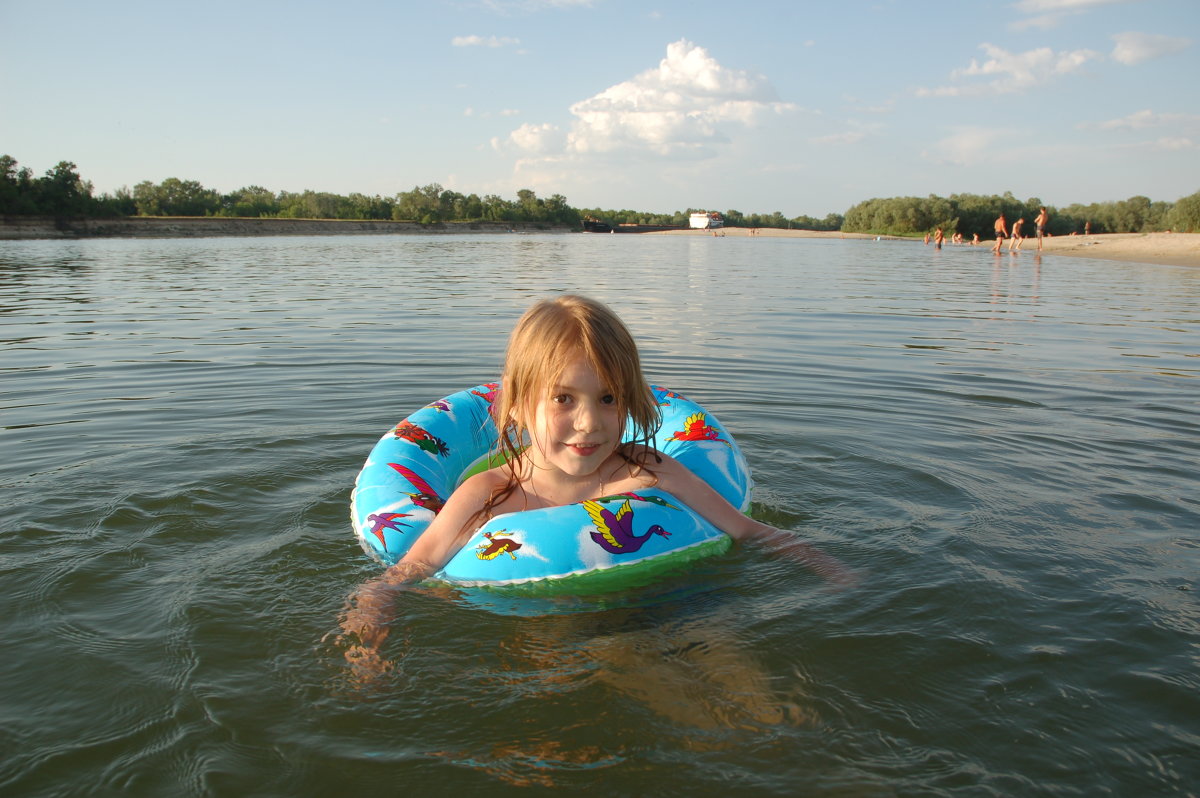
top-left (842, 191), bottom-right (1200, 236)
top-left (3, 154), bottom-right (1198, 233)
top-left (1, 157), bottom-right (580, 226)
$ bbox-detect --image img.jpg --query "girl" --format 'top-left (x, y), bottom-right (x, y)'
top-left (343, 295), bottom-right (850, 662)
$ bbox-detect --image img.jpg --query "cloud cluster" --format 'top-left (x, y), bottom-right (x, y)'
top-left (1110, 31), bottom-right (1191, 65)
top-left (917, 43), bottom-right (1100, 97)
top-left (1011, 0), bottom-right (1131, 31)
top-left (922, 126), bottom-right (1015, 167)
top-left (1099, 109), bottom-right (1200, 130)
top-left (451, 34), bottom-right (520, 47)
top-left (479, 0), bottom-right (593, 10)
top-left (496, 40), bottom-right (794, 160)
top-left (916, 27), bottom-right (1190, 98)
top-left (1096, 108), bottom-right (1200, 151)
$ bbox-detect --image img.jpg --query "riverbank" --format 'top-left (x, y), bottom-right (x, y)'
top-left (1012, 231), bottom-right (1200, 267)
top-left (651, 227), bottom-right (1200, 267)
top-left (5, 217), bottom-right (1195, 267)
top-left (0, 216), bottom-right (572, 240)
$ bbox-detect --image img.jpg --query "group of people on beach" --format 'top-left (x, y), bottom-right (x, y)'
top-left (926, 207), bottom-right (1050, 254)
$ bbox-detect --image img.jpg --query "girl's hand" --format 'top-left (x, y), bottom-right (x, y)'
top-left (338, 561), bottom-right (433, 682)
top-left (741, 526), bottom-right (860, 589)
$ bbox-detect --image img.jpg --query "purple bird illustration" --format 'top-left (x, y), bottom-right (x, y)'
top-left (365, 512), bottom-right (412, 550)
top-left (583, 499), bottom-right (671, 554)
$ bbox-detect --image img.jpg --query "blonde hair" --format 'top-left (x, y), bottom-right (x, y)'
top-left (481, 295), bottom-right (660, 518)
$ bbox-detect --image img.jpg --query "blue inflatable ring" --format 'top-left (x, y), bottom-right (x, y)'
top-left (351, 384), bottom-right (753, 592)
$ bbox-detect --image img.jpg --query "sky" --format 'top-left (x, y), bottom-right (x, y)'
top-left (1, 0), bottom-right (1197, 217)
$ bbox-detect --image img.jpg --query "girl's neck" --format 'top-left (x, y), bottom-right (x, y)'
top-left (520, 457), bottom-right (616, 507)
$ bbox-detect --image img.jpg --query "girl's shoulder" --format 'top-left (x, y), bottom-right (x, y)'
top-left (461, 462), bottom-right (516, 493)
top-left (444, 464), bottom-right (513, 511)
top-left (615, 441), bottom-right (662, 467)
top-left (613, 443), bottom-right (689, 479)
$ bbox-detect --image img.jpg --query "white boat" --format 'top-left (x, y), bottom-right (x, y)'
top-left (689, 212), bottom-right (723, 229)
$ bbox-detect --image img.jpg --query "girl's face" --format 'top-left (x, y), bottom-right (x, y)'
top-left (527, 354), bottom-right (621, 482)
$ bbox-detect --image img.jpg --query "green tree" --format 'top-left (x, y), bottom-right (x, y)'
top-left (36, 161), bottom-right (93, 218)
top-left (394, 183), bottom-right (444, 222)
top-left (133, 178), bottom-right (220, 216)
top-left (1167, 190), bottom-right (1200, 232)
top-left (220, 185), bottom-right (279, 217)
top-left (0, 155), bottom-right (37, 214)
top-left (94, 186), bottom-right (137, 216)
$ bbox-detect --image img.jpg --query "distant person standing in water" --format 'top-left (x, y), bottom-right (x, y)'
top-left (992, 213), bottom-right (1008, 254)
top-left (933, 227), bottom-right (944, 250)
top-left (1009, 217), bottom-right (1025, 251)
top-left (1035, 207), bottom-right (1049, 251)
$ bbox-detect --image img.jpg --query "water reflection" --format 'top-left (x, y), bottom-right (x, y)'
top-left (5, 234), bottom-right (1199, 795)
top-left (338, 588), bottom-right (812, 786)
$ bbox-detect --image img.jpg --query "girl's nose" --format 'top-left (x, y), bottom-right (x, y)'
top-left (574, 402), bottom-right (600, 432)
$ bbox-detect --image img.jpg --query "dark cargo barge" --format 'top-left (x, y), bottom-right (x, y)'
top-left (581, 216), bottom-right (684, 234)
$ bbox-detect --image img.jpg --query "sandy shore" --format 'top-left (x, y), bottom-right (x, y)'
top-left (1005, 231), bottom-right (1200, 267)
top-left (651, 227), bottom-right (1200, 267)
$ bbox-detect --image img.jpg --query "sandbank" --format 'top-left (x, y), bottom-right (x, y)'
top-left (651, 227), bottom-right (1200, 267)
top-left (1009, 231), bottom-right (1200, 267)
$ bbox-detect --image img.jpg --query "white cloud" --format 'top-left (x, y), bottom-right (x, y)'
top-left (496, 122), bottom-right (567, 154)
top-left (1099, 109), bottom-right (1200, 130)
top-left (467, 107), bottom-right (522, 119)
top-left (499, 39), bottom-right (795, 160)
top-left (481, 0), bottom-right (593, 9)
top-left (921, 127), bottom-right (1013, 167)
top-left (1014, 0), bottom-right (1129, 12)
top-left (1094, 109), bottom-right (1200, 152)
top-left (917, 43), bottom-right (1099, 97)
top-left (1150, 137), bottom-right (1195, 150)
top-left (811, 131), bottom-right (865, 146)
top-left (1112, 136), bottom-right (1199, 152)
top-left (810, 118), bottom-right (881, 146)
top-left (1011, 0), bottom-right (1135, 30)
top-left (451, 34), bottom-right (520, 48)
top-left (1111, 32), bottom-right (1191, 65)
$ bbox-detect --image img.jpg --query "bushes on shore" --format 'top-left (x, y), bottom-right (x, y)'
top-left (3, 153), bottom-right (1197, 233)
top-left (842, 191), bottom-right (1196, 237)
top-left (0, 157), bottom-right (580, 227)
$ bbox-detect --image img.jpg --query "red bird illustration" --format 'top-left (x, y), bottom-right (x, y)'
top-left (653, 387), bottom-right (688, 405)
top-left (668, 412), bottom-right (731, 447)
top-left (476, 530), bottom-right (522, 560)
top-left (365, 512), bottom-right (412, 550)
top-left (392, 420), bottom-right (450, 457)
top-left (472, 383), bottom-right (500, 405)
top-left (387, 463), bottom-right (445, 513)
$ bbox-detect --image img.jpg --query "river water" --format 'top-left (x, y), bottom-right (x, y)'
top-left (2, 234), bottom-right (1197, 796)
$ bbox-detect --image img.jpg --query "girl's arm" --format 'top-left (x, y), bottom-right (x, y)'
top-left (341, 471), bottom-right (502, 657)
top-left (653, 455), bottom-right (856, 586)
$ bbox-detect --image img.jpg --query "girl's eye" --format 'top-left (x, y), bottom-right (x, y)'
top-left (601, 394), bottom-right (616, 405)
top-left (552, 394), bottom-right (571, 404)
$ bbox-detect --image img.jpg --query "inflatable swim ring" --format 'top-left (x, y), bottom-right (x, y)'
top-left (351, 383), bottom-right (753, 592)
